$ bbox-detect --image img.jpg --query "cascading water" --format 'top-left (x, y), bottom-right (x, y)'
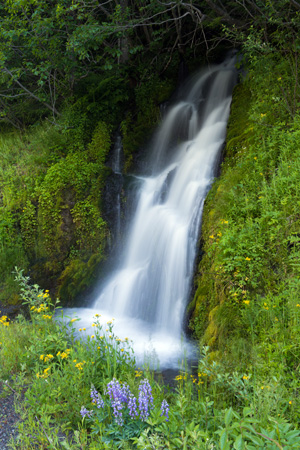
top-left (111, 133), bottom-right (123, 241)
top-left (64, 54), bottom-right (237, 368)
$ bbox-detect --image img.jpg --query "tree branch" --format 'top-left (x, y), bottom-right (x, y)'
top-left (2, 67), bottom-right (60, 116)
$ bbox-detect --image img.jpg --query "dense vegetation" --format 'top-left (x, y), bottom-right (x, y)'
top-left (1, 0), bottom-right (300, 448)
top-left (1, 269), bottom-right (300, 449)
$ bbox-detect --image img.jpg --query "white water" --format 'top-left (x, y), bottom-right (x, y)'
top-left (64, 55), bottom-right (237, 368)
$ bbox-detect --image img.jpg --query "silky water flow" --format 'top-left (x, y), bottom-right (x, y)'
top-left (64, 55), bottom-right (237, 368)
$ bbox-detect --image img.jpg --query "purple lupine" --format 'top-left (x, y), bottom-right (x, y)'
top-left (80, 406), bottom-right (93, 418)
top-left (120, 383), bottom-right (131, 403)
top-left (128, 393), bottom-right (138, 419)
top-left (160, 399), bottom-right (169, 421)
top-left (138, 379), bottom-right (153, 421)
top-left (106, 378), bottom-right (133, 426)
top-left (91, 387), bottom-right (105, 409)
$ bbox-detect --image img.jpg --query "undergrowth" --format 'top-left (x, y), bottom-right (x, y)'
top-left (1, 269), bottom-right (300, 449)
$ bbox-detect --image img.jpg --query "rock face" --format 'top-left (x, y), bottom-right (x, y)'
top-left (0, 301), bottom-right (21, 320)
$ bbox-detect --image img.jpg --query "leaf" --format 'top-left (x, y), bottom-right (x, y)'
top-left (234, 434), bottom-right (244, 450)
top-left (243, 407), bottom-right (253, 417)
top-left (220, 430), bottom-right (228, 450)
top-left (246, 433), bottom-right (264, 446)
top-left (225, 408), bottom-right (234, 426)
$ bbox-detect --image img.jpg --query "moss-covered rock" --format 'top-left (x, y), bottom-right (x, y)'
top-left (190, 51), bottom-right (300, 368)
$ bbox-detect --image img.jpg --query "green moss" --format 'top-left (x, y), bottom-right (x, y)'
top-left (121, 75), bottom-right (176, 172)
top-left (0, 116), bottom-right (112, 306)
top-left (190, 51), bottom-right (300, 361)
top-left (58, 253), bottom-right (104, 302)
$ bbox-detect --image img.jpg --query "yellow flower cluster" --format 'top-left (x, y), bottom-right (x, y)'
top-left (36, 367), bottom-right (51, 379)
top-left (175, 374), bottom-right (186, 381)
top-left (0, 314), bottom-right (10, 327)
top-left (37, 290), bottom-right (50, 299)
top-left (75, 360), bottom-right (86, 370)
top-left (42, 314), bottom-right (52, 320)
top-left (38, 289), bottom-right (49, 298)
top-left (135, 370), bottom-right (143, 377)
top-left (40, 354), bottom-right (54, 363)
top-left (57, 349), bottom-right (71, 359)
top-left (31, 303), bottom-right (49, 314)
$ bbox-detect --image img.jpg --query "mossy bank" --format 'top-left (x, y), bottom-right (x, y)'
top-left (190, 49), bottom-right (300, 375)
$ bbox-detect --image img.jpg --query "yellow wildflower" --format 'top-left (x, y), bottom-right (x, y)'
top-left (245, 257), bottom-right (251, 261)
top-left (75, 362), bottom-right (84, 370)
top-left (243, 300), bottom-right (250, 305)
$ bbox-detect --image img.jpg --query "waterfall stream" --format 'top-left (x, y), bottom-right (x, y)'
top-left (64, 55), bottom-right (237, 368)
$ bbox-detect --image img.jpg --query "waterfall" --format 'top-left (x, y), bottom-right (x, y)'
top-left (111, 133), bottom-right (123, 241)
top-left (64, 54), bottom-right (237, 368)
top-left (111, 133), bottom-right (123, 175)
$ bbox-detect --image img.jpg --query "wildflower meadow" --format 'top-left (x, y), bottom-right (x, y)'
top-left (0, 268), bottom-right (300, 449)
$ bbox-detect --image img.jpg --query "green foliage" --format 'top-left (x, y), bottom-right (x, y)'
top-left (0, 115), bottom-right (112, 304)
top-left (121, 74), bottom-right (175, 171)
top-left (191, 45), bottom-right (300, 352)
top-left (1, 271), bottom-right (300, 449)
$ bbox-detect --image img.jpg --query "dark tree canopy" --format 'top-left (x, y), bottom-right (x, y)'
top-left (0, 0), bottom-right (299, 127)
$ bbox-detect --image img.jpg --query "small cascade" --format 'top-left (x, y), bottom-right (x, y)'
top-left (111, 133), bottom-right (123, 241)
top-left (103, 131), bottom-right (124, 246)
top-left (111, 133), bottom-right (123, 175)
top-left (64, 54), bottom-right (237, 368)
